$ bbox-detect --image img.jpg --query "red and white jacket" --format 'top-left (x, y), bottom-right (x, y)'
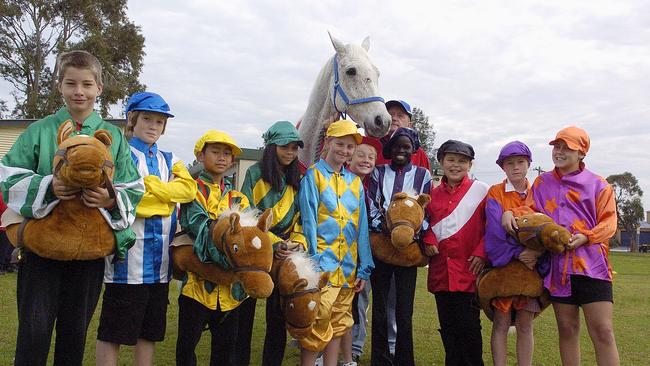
top-left (423, 175), bottom-right (488, 293)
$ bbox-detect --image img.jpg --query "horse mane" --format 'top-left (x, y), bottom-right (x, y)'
top-left (287, 251), bottom-right (320, 290)
top-left (218, 205), bottom-right (261, 227)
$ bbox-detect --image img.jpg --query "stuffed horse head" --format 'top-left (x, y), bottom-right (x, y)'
top-left (3, 120), bottom-right (116, 261)
top-left (515, 212), bottom-right (570, 253)
top-left (272, 251), bottom-right (329, 339)
top-left (211, 208), bottom-right (275, 298)
top-left (54, 120), bottom-right (114, 189)
top-left (386, 192), bottom-right (431, 249)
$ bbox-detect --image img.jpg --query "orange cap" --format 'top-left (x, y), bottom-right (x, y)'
top-left (549, 126), bottom-right (590, 155)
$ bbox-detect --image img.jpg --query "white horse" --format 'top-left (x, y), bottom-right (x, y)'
top-left (298, 33), bottom-right (391, 165)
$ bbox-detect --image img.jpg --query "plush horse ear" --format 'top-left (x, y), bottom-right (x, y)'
top-left (292, 278), bottom-right (308, 293)
top-left (229, 212), bottom-right (241, 234)
top-left (318, 271), bottom-right (330, 288)
top-left (93, 129), bottom-right (112, 147)
top-left (257, 209), bottom-right (273, 233)
top-left (328, 31), bottom-right (345, 54)
top-left (393, 192), bottom-right (408, 201)
top-left (57, 120), bottom-right (75, 145)
top-left (417, 194), bottom-right (431, 209)
top-left (361, 36), bottom-right (370, 51)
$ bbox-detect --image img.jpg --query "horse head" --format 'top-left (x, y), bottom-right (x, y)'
top-left (273, 251), bottom-right (329, 339)
top-left (54, 120), bottom-right (114, 189)
top-left (212, 208), bottom-right (275, 298)
top-left (386, 192), bottom-right (431, 249)
top-left (328, 32), bottom-right (391, 138)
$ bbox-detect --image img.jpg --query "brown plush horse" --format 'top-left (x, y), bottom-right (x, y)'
top-left (271, 251), bottom-right (329, 339)
top-left (3, 120), bottom-right (116, 260)
top-left (477, 212), bottom-right (570, 320)
top-left (172, 208), bottom-right (275, 298)
top-left (370, 192), bottom-right (430, 267)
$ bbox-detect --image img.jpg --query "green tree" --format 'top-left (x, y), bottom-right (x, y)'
top-left (606, 172), bottom-right (645, 252)
top-left (0, 0), bottom-right (145, 118)
top-left (410, 107), bottom-right (436, 162)
top-left (0, 99), bottom-right (7, 118)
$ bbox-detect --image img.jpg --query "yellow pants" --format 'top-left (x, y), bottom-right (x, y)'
top-left (300, 286), bottom-right (355, 352)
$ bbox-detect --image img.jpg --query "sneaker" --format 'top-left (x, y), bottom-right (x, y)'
top-left (340, 362), bottom-right (357, 366)
top-left (315, 355), bottom-right (323, 366)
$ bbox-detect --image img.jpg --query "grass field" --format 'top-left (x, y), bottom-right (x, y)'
top-left (1, 252), bottom-right (649, 365)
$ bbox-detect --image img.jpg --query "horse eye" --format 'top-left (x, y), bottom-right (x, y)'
top-left (289, 303), bottom-right (295, 309)
top-left (233, 244), bottom-right (239, 253)
top-left (522, 219), bottom-right (528, 223)
top-left (346, 67), bottom-right (356, 76)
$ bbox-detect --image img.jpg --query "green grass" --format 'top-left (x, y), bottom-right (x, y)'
top-left (1, 252), bottom-right (649, 365)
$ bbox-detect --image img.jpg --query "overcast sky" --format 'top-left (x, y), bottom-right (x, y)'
top-left (1, 0), bottom-right (649, 210)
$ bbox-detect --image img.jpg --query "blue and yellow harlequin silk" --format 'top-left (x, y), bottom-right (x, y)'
top-left (299, 160), bottom-right (373, 288)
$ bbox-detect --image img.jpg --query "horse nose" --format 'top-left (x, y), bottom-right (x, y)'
top-left (374, 115), bottom-right (384, 126)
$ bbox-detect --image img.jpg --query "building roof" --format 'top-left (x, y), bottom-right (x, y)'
top-left (239, 147), bottom-right (263, 161)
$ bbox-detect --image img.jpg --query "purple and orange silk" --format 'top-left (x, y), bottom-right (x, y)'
top-left (513, 164), bottom-right (617, 297)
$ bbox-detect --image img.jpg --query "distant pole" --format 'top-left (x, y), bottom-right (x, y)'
top-left (534, 166), bottom-right (545, 176)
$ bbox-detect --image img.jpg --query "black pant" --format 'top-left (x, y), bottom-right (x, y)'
top-left (176, 295), bottom-right (239, 366)
top-left (14, 251), bottom-right (104, 366)
top-left (234, 288), bottom-right (288, 366)
top-left (0, 231), bottom-right (14, 268)
top-left (434, 291), bottom-right (484, 366)
top-left (370, 258), bottom-right (417, 366)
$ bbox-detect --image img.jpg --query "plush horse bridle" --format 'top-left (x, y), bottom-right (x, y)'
top-left (53, 144), bottom-right (116, 199)
top-left (218, 230), bottom-right (270, 274)
top-left (331, 54), bottom-right (384, 117)
top-left (514, 222), bottom-right (551, 246)
top-left (385, 198), bottom-right (422, 232)
top-left (280, 287), bottom-right (320, 330)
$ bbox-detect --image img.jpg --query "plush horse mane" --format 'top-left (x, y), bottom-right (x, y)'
top-left (286, 251), bottom-right (320, 290)
top-left (218, 205), bottom-right (261, 227)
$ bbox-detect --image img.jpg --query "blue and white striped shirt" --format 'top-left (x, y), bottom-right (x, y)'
top-left (104, 137), bottom-right (177, 284)
top-left (367, 162), bottom-right (432, 231)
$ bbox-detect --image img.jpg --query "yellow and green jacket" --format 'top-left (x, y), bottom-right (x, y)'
top-left (179, 171), bottom-right (250, 311)
top-left (240, 163), bottom-right (303, 249)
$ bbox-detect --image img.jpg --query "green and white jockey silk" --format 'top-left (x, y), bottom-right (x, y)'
top-left (0, 107), bottom-right (144, 259)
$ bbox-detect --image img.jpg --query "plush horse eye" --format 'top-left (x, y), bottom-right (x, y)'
top-left (233, 244), bottom-right (239, 253)
top-left (289, 303), bottom-right (295, 309)
top-left (522, 218), bottom-right (528, 223)
top-left (346, 67), bottom-right (356, 76)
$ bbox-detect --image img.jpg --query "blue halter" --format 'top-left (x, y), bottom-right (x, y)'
top-left (332, 55), bottom-right (385, 117)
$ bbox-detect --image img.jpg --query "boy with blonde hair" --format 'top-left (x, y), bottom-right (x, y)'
top-left (298, 120), bottom-right (374, 366)
top-left (0, 50), bottom-right (143, 366)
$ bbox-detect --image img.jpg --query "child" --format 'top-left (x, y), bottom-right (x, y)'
top-left (422, 139), bottom-right (488, 366)
top-left (175, 130), bottom-right (250, 366)
top-left (484, 141), bottom-right (539, 366)
top-left (341, 136), bottom-right (381, 365)
top-left (236, 121), bottom-right (304, 366)
top-left (96, 92), bottom-right (196, 366)
top-left (368, 127), bottom-right (432, 366)
top-left (298, 119), bottom-right (374, 366)
top-left (0, 50), bottom-right (143, 366)
top-left (505, 127), bottom-right (620, 365)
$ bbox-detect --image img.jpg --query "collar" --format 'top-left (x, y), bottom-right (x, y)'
top-left (389, 161), bottom-right (412, 173)
top-left (55, 107), bottom-right (103, 132)
top-left (442, 174), bottom-right (470, 193)
top-left (504, 178), bottom-right (529, 193)
top-left (317, 159), bottom-right (349, 176)
top-left (553, 161), bottom-right (585, 179)
top-left (129, 136), bottom-right (158, 156)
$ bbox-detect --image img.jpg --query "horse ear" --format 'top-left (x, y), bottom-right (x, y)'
top-left (292, 278), bottom-right (308, 292)
top-left (257, 209), bottom-right (273, 232)
top-left (328, 31), bottom-right (345, 54)
top-left (94, 129), bottom-right (112, 147)
top-left (393, 192), bottom-right (407, 201)
top-left (229, 213), bottom-right (241, 234)
top-left (417, 194), bottom-right (431, 209)
top-left (57, 120), bottom-right (75, 145)
top-left (318, 272), bottom-right (330, 288)
top-left (361, 36), bottom-right (370, 51)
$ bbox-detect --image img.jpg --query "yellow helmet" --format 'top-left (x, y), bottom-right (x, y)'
top-left (193, 130), bottom-right (242, 157)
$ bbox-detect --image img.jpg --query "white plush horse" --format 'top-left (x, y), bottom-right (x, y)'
top-left (298, 33), bottom-right (391, 165)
